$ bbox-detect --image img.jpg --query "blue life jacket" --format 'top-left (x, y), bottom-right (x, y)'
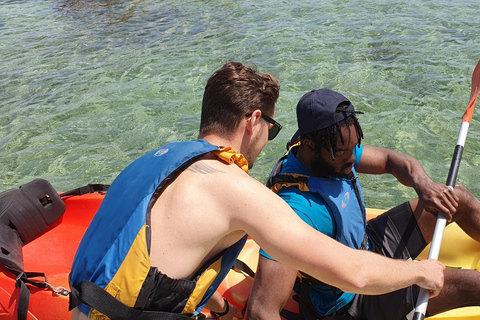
top-left (69, 140), bottom-right (248, 319)
top-left (267, 145), bottom-right (367, 318)
top-left (304, 171), bottom-right (367, 249)
top-left (268, 162), bottom-right (367, 249)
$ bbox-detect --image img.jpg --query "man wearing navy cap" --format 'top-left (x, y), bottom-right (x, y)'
top-left (248, 89), bottom-right (480, 320)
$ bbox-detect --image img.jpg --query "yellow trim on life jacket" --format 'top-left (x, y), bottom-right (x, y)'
top-left (287, 140), bottom-right (301, 152)
top-left (182, 258), bottom-right (223, 314)
top-left (269, 173), bottom-right (311, 193)
top-left (213, 147), bottom-right (249, 174)
top-left (89, 225), bottom-right (151, 319)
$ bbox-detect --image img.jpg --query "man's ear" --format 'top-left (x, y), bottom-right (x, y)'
top-left (245, 109), bottom-right (262, 135)
top-left (303, 139), bottom-right (316, 153)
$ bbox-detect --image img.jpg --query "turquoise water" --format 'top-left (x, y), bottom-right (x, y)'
top-left (1, 0), bottom-right (480, 209)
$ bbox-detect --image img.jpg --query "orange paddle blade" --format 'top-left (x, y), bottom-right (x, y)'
top-left (463, 59), bottom-right (480, 123)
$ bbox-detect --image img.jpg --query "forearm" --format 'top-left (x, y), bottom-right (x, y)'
top-left (340, 249), bottom-right (442, 295)
top-left (358, 146), bottom-right (431, 191)
top-left (247, 306), bottom-right (282, 320)
top-left (267, 228), bottom-right (444, 296)
top-left (247, 256), bottom-right (295, 320)
top-left (311, 247), bottom-right (443, 296)
top-left (383, 148), bottom-right (457, 216)
top-left (384, 149), bottom-right (431, 191)
top-left (242, 186), bottom-right (444, 299)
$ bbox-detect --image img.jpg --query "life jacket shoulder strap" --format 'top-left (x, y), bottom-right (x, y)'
top-left (266, 143), bottom-right (310, 194)
top-left (267, 173), bottom-right (310, 193)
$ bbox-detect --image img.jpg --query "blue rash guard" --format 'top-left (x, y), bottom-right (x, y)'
top-left (260, 144), bottom-right (363, 316)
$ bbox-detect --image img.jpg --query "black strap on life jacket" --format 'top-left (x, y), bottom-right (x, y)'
top-left (293, 272), bottom-right (335, 320)
top-left (0, 180), bottom-right (109, 320)
top-left (232, 259), bottom-right (255, 278)
top-left (267, 173), bottom-right (310, 190)
top-left (69, 280), bottom-right (203, 320)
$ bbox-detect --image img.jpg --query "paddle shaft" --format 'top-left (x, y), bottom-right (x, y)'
top-left (412, 125), bottom-right (468, 320)
top-left (413, 59), bottom-right (480, 320)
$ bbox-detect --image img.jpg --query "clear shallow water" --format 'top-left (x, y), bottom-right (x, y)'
top-left (1, 0), bottom-right (480, 209)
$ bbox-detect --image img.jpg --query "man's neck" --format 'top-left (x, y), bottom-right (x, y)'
top-left (296, 145), bottom-right (315, 174)
top-left (296, 145), bottom-right (330, 178)
top-left (198, 133), bottom-right (242, 153)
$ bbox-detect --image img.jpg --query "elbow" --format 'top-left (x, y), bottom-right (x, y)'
top-left (338, 277), bottom-right (369, 294)
top-left (346, 276), bottom-right (369, 293)
top-left (336, 264), bottom-right (371, 294)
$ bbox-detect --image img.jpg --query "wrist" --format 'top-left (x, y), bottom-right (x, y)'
top-left (210, 297), bottom-right (229, 318)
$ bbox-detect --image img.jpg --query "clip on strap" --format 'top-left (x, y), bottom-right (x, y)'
top-left (6, 267), bottom-right (68, 320)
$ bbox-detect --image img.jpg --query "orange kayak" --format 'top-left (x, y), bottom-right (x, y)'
top-left (0, 193), bottom-right (102, 320)
top-left (1, 194), bottom-right (479, 319)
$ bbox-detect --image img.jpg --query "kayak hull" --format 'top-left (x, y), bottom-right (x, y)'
top-left (1, 194), bottom-right (479, 319)
top-left (0, 194), bottom-right (101, 320)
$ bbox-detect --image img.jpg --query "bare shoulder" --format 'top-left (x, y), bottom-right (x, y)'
top-left (153, 155), bottom-right (268, 222)
top-left (181, 156), bottom-right (268, 197)
top-left (172, 156), bottom-right (290, 222)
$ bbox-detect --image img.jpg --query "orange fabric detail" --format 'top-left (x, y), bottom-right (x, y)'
top-left (270, 173), bottom-right (310, 193)
top-left (213, 147), bottom-right (249, 174)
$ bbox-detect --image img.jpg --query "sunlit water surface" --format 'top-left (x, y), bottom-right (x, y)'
top-left (2, 0), bottom-right (480, 209)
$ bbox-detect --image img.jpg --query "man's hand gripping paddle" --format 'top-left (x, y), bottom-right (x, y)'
top-left (413, 59), bottom-right (480, 320)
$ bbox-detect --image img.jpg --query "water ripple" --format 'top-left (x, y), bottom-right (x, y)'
top-left (1, 0), bottom-right (479, 208)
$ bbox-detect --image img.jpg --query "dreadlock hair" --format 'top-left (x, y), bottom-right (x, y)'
top-left (301, 104), bottom-right (364, 160)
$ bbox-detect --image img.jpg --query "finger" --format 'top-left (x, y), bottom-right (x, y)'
top-left (443, 188), bottom-right (459, 208)
top-left (431, 199), bottom-right (455, 221)
top-left (425, 203), bottom-right (453, 221)
top-left (441, 198), bottom-right (458, 216)
top-left (450, 187), bottom-right (460, 202)
top-left (430, 289), bottom-right (439, 298)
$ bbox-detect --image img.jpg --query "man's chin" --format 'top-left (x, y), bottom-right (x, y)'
top-left (331, 170), bottom-right (351, 178)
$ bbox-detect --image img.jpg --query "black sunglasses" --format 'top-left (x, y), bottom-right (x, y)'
top-left (245, 112), bottom-right (282, 140)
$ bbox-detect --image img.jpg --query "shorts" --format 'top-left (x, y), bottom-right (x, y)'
top-left (341, 202), bottom-right (429, 320)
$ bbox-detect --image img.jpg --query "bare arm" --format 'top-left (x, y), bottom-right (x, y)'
top-left (356, 145), bottom-right (458, 219)
top-left (247, 256), bottom-right (297, 320)
top-left (228, 176), bottom-right (445, 296)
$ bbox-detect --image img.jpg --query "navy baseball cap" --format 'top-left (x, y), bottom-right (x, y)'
top-left (296, 89), bottom-right (357, 135)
